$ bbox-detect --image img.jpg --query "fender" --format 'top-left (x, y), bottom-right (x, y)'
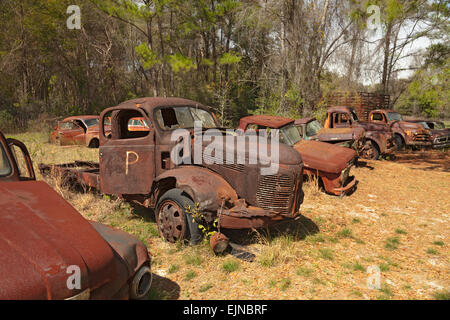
top-left (364, 132), bottom-right (384, 152)
top-left (153, 166), bottom-right (238, 212)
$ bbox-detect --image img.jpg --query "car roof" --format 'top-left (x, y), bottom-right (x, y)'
top-left (239, 115), bottom-right (294, 129)
top-left (294, 117), bottom-right (316, 125)
top-left (115, 97), bottom-right (211, 114)
top-left (63, 115), bottom-right (99, 121)
top-left (327, 106), bottom-right (355, 113)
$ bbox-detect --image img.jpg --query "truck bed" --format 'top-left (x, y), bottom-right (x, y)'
top-left (38, 161), bottom-right (100, 189)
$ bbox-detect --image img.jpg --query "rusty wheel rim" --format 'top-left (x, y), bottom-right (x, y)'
top-left (362, 141), bottom-right (375, 159)
top-left (157, 200), bottom-right (186, 243)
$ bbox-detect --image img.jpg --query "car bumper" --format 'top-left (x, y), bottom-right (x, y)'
top-left (331, 176), bottom-right (357, 196)
top-left (218, 199), bottom-right (302, 230)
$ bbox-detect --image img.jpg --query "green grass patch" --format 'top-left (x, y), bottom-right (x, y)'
top-left (280, 278), bottom-right (291, 291)
top-left (168, 264), bottom-right (179, 274)
top-left (433, 290), bottom-right (450, 300)
top-left (147, 287), bottom-right (171, 300)
top-left (337, 228), bottom-right (353, 238)
top-left (426, 248), bottom-right (438, 255)
top-left (184, 252), bottom-right (203, 266)
top-left (306, 233), bottom-right (325, 244)
top-left (385, 237), bottom-right (400, 250)
top-left (222, 259), bottom-right (239, 273)
top-left (185, 270), bottom-right (196, 281)
top-left (319, 248), bottom-right (334, 260)
top-left (199, 283), bottom-right (213, 293)
top-left (433, 241), bottom-right (444, 246)
top-left (296, 267), bottom-right (313, 277)
top-left (395, 229), bottom-right (407, 235)
top-left (351, 218), bottom-right (361, 224)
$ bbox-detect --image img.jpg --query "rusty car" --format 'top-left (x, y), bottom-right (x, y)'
top-left (50, 115), bottom-right (111, 148)
top-left (324, 106), bottom-right (396, 160)
top-left (128, 117), bottom-right (150, 132)
top-left (0, 130), bottom-right (152, 300)
top-left (39, 98), bottom-right (305, 247)
top-left (294, 117), bottom-right (366, 156)
top-left (407, 120), bottom-right (449, 149)
top-left (238, 115), bottom-right (358, 197)
top-left (368, 110), bottom-right (433, 150)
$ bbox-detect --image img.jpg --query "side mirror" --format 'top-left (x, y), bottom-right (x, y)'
top-left (7, 138), bottom-right (36, 181)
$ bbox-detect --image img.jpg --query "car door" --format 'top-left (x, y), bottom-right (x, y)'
top-left (99, 108), bottom-right (155, 195)
top-left (59, 121), bottom-right (85, 145)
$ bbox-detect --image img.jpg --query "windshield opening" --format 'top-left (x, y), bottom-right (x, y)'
top-left (155, 106), bottom-right (217, 130)
top-left (387, 112), bottom-right (403, 122)
top-left (84, 118), bottom-right (99, 127)
top-left (305, 120), bottom-right (322, 138)
top-left (418, 122), bottom-right (430, 129)
top-left (0, 143), bottom-right (12, 177)
top-left (279, 123), bottom-right (302, 146)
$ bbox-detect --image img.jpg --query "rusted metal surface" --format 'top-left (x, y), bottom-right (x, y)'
top-left (50, 115), bottom-right (111, 148)
top-left (40, 97), bottom-right (305, 236)
top-left (238, 115), bottom-right (357, 197)
top-left (1, 131), bottom-right (151, 300)
top-left (324, 106), bottom-right (396, 159)
top-left (368, 110), bottom-right (433, 148)
top-left (294, 117), bottom-right (366, 155)
top-left (210, 232), bottom-right (230, 254)
top-left (0, 180), bottom-right (151, 300)
top-left (238, 115), bottom-right (294, 130)
top-left (407, 120), bottom-right (450, 149)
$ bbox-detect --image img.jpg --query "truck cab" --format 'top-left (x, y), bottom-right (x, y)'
top-left (368, 110), bottom-right (433, 150)
top-left (325, 106), bottom-right (396, 160)
top-left (40, 98), bottom-right (305, 246)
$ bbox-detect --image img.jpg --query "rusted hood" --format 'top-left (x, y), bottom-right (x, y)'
top-left (315, 127), bottom-right (364, 142)
top-left (0, 181), bottom-right (117, 300)
top-left (293, 140), bottom-right (356, 173)
top-left (196, 133), bottom-right (303, 166)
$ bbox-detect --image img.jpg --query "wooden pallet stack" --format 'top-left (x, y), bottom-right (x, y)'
top-left (326, 91), bottom-right (391, 121)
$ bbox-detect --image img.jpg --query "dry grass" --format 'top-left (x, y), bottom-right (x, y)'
top-left (8, 132), bottom-right (449, 300)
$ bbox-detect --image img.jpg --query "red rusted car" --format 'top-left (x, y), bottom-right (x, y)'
top-left (294, 117), bottom-right (366, 156)
top-left (128, 117), bottom-right (150, 132)
top-left (39, 98), bottom-right (305, 246)
top-left (408, 120), bottom-right (449, 149)
top-left (238, 115), bottom-right (357, 196)
top-left (368, 110), bottom-right (433, 150)
top-left (0, 131), bottom-right (152, 300)
top-left (50, 115), bottom-right (110, 148)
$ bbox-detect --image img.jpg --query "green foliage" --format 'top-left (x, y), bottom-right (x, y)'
top-left (222, 259), bottom-right (239, 273)
top-left (135, 43), bottom-right (160, 70)
top-left (219, 52), bottom-right (242, 65)
top-left (167, 53), bottom-right (196, 73)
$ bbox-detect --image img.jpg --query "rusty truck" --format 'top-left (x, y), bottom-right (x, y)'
top-left (238, 115), bottom-right (357, 197)
top-left (324, 106), bottom-right (396, 160)
top-left (39, 98), bottom-right (305, 246)
top-left (0, 130), bottom-right (152, 300)
top-left (367, 110), bottom-right (434, 150)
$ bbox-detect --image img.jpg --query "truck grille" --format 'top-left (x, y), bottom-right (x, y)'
top-left (413, 133), bottom-right (431, 142)
top-left (256, 174), bottom-right (295, 214)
